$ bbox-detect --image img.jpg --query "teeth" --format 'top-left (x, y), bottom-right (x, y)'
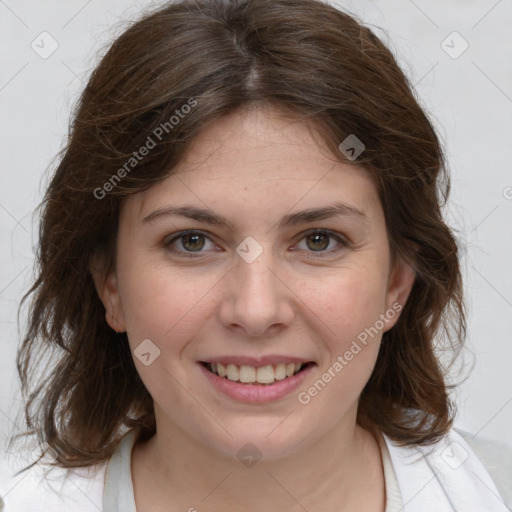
top-left (217, 362), bottom-right (227, 377)
top-left (208, 362), bottom-right (305, 384)
top-left (256, 365), bottom-right (275, 384)
top-left (274, 363), bottom-right (287, 380)
top-left (239, 365), bottom-right (256, 383)
top-left (226, 364), bottom-right (239, 381)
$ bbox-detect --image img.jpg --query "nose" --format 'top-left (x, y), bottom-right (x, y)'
top-left (218, 248), bottom-right (295, 338)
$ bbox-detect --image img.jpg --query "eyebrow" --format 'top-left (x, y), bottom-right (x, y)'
top-left (141, 201), bottom-right (368, 228)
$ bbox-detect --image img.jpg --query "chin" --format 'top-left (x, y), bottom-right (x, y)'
top-left (198, 417), bottom-right (315, 463)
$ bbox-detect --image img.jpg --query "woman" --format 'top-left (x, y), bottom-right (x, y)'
top-left (1, 0), bottom-right (511, 510)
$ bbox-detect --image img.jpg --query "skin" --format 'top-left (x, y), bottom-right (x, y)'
top-left (93, 105), bottom-right (415, 511)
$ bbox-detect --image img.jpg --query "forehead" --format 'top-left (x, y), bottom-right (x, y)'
top-left (174, 105), bottom-right (344, 179)
top-left (123, 106), bottom-right (381, 225)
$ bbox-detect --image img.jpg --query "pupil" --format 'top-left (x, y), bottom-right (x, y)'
top-left (307, 233), bottom-right (329, 251)
top-left (183, 234), bottom-right (205, 251)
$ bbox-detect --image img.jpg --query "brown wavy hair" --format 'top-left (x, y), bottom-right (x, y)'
top-left (17, 0), bottom-right (465, 467)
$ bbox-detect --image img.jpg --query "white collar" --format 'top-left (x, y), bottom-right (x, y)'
top-left (383, 428), bottom-right (509, 511)
top-left (103, 428), bottom-right (509, 512)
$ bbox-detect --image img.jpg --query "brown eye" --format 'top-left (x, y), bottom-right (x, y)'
top-left (294, 229), bottom-right (347, 257)
top-left (164, 230), bottom-right (216, 257)
top-left (305, 232), bottom-right (330, 251)
top-left (181, 233), bottom-right (206, 251)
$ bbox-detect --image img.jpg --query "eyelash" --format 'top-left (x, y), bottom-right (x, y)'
top-left (163, 229), bottom-right (349, 259)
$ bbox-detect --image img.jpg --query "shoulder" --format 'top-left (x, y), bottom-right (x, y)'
top-left (455, 428), bottom-right (512, 505)
top-left (0, 449), bottom-right (106, 512)
top-left (383, 427), bottom-right (512, 511)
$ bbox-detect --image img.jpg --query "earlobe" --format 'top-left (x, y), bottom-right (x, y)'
top-left (89, 257), bottom-right (126, 333)
top-left (384, 258), bottom-right (416, 330)
top-left (103, 272), bottom-right (127, 333)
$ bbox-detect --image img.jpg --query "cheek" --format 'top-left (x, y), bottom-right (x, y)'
top-left (117, 257), bottom-right (221, 353)
top-left (295, 271), bottom-right (387, 415)
top-left (298, 264), bottom-right (389, 343)
top-left (116, 261), bottom-right (215, 407)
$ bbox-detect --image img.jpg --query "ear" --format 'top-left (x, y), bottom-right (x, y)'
top-left (89, 253), bottom-right (126, 333)
top-left (383, 257), bottom-right (415, 332)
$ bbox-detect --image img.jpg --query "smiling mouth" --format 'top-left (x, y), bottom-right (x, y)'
top-left (200, 361), bottom-right (314, 385)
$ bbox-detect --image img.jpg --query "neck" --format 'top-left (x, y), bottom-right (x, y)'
top-left (132, 411), bottom-right (385, 512)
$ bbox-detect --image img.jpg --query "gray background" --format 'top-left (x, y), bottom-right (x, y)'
top-left (1, 0), bottom-right (511, 451)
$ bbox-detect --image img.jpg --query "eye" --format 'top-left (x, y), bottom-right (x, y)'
top-left (164, 230), bottom-right (217, 256)
top-left (294, 229), bottom-right (347, 256)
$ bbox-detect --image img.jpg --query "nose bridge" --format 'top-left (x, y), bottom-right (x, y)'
top-left (219, 240), bottom-right (294, 336)
top-left (238, 255), bottom-right (277, 305)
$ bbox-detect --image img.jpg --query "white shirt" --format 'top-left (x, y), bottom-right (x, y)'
top-left (1, 428), bottom-right (510, 511)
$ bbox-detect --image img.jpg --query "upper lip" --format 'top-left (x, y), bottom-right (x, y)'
top-left (199, 355), bottom-right (314, 366)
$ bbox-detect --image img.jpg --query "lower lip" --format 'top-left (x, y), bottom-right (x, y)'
top-left (198, 363), bottom-right (315, 403)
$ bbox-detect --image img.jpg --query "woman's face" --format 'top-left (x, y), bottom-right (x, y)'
top-left (99, 106), bottom-right (414, 460)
